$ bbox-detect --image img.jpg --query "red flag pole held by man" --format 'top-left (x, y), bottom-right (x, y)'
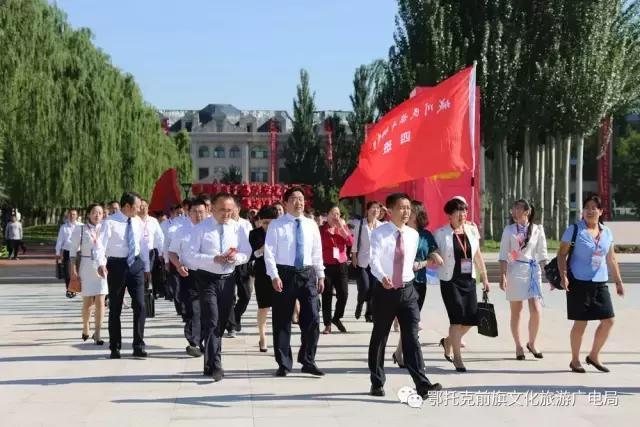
top-left (340, 65), bottom-right (477, 200)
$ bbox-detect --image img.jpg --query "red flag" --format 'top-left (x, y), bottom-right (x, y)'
top-left (149, 168), bottom-right (182, 214)
top-left (340, 65), bottom-right (477, 197)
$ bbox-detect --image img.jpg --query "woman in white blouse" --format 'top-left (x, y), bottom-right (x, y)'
top-left (69, 203), bottom-right (109, 345)
top-left (498, 199), bottom-right (548, 360)
top-left (351, 201), bottom-right (382, 322)
top-left (434, 197), bottom-right (490, 372)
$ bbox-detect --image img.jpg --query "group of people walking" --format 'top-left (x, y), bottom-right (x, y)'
top-left (54, 188), bottom-right (625, 398)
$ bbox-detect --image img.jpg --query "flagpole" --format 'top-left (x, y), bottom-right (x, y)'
top-left (469, 61), bottom-right (477, 225)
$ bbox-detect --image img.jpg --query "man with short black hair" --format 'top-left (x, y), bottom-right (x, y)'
top-left (264, 187), bottom-right (326, 377)
top-left (185, 193), bottom-right (251, 381)
top-left (98, 191), bottom-right (151, 359)
top-left (368, 193), bottom-right (442, 398)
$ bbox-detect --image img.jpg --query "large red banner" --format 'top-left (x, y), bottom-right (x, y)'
top-left (340, 66), bottom-right (477, 197)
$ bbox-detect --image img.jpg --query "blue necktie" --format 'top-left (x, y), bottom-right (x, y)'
top-left (219, 223), bottom-right (225, 252)
top-left (126, 217), bottom-right (136, 266)
top-left (294, 218), bottom-right (304, 269)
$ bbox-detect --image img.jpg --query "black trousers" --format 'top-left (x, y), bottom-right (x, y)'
top-left (227, 264), bottom-right (252, 331)
top-left (356, 266), bottom-right (375, 316)
top-left (272, 265), bottom-right (320, 371)
top-left (179, 271), bottom-right (201, 348)
top-left (62, 249), bottom-right (71, 289)
top-left (6, 239), bottom-right (20, 259)
top-left (149, 249), bottom-right (166, 298)
top-left (322, 263), bottom-right (349, 326)
top-left (368, 280), bottom-right (434, 393)
top-left (416, 282), bottom-right (427, 311)
top-left (167, 264), bottom-right (183, 316)
top-left (107, 257), bottom-right (146, 352)
top-left (195, 269), bottom-right (236, 372)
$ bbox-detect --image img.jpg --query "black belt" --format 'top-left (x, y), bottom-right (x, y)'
top-left (197, 269), bottom-right (234, 279)
top-left (107, 255), bottom-right (141, 261)
top-left (277, 264), bottom-right (314, 273)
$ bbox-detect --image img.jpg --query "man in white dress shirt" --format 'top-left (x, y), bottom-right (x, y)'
top-left (98, 192), bottom-right (151, 359)
top-left (55, 208), bottom-right (82, 298)
top-left (169, 197), bottom-right (207, 357)
top-left (164, 205), bottom-right (187, 315)
top-left (140, 199), bottom-right (165, 299)
top-left (225, 199), bottom-right (254, 336)
top-left (264, 187), bottom-right (326, 377)
top-left (185, 193), bottom-right (251, 382)
top-left (368, 193), bottom-right (442, 398)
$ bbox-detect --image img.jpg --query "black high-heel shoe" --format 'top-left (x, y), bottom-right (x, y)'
top-left (569, 362), bottom-right (586, 373)
top-left (453, 360), bottom-right (467, 372)
top-left (516, 348), bottom-right (526, 360)
top-left (82, 333), bottom-right (89, 341)
top-left (258, 339), bottom-right (268, 353)
top-left (526, 343), bottom-right (543, 359)
top-left (392, 352), bottom-right (405, 368)
top-left (439, 338), bottom-right (453, 363)
top-left (586, 356), bottom-right (609, 373)
top-left (92, 334), bottom-right (104, 346)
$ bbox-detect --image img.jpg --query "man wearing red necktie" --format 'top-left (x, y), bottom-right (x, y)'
top-left (368, 193), bottom-right (442, 398)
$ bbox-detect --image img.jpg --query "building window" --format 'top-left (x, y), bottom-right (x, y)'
top-left (251, 146), bottom-right (269, 159)
top-left (216, 120), bottom-right (224, 132)
top-left (198, 167), bottom-right (209, 180)
top-left (246, 123), bottom-right (253, 133)
top-left (213, 146), bottom-right (225, 158)
top-left (250, 168), bottom-right (268, 183)
top-left (198, 146), bottom-right (209, 158)
top-left (229, 146), bottom-right (241, 158)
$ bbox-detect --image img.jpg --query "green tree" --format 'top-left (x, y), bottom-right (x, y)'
top-left (174, 130), bottom-right (193, 183)
top-left (285, 69), bottom-right (324, 184)
top-left (614, 128), bottom-right (640, 213)
top-left (221, 165), bottom-right (242, 184)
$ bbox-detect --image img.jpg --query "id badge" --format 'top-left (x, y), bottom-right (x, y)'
top-left (461, 259), bottom-right (472, 274)
top-left (333, 247), bottom-right (340, 261)
top-left (592, 251), bottom-right (604, 270)
top-left (91, 248), bottom-right (97, 261)
top-left (509, 249), bottom-right (520, 262)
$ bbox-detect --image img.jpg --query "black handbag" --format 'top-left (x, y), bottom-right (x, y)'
top-left (544, 224), bottom-right (578, 290)
top-left (477, 290), bottom-right (498, 337)
top-left (56, 262), bottom-right (65, 280)
top-left (145, 288), bottom-right (155, 318)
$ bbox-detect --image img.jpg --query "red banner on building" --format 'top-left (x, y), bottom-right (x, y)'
top-left (269, 119), bottom-right (279, 185)
top-left (340, 65), bottom-right (477, 197)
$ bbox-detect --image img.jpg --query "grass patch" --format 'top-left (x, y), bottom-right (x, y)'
top-left (482, 239), bottom-right (561, 253)
top-left (23, 224), bottom-right (59, 244)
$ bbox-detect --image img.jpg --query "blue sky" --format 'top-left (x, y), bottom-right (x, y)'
top-left (53, 0), bottom-right (397, 111)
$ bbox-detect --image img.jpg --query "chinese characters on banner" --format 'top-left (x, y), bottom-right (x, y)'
top-left (340, 65), bottom-right (477, 198)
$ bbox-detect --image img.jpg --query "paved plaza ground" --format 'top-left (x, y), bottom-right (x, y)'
top-left (1, 259), bottom-right (639, 426)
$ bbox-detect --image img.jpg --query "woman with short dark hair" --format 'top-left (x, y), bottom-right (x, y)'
top-left (557, 195), bottom-right (625, 373)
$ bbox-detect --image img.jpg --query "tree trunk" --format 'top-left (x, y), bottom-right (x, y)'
top-left (563, 136), bottom-right (572, 231)
top-left (523, 128), bottom-right (531, 199)
top-left (538, 142), bottom-right (545, 227)
top-left (548, 137), bottom-right (557, 239)
top-left (575, 134), bottom-right (584, 223)
top-left (501, 140), bottom-right (509, 231)
top-left (517, 154), bottom-right (524, 198)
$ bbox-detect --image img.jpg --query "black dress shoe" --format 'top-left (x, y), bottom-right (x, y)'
top-left (109, 349), bottom-right (121, 359)
top-left (212, 369), bottom-right (224, 382)
top-left (332, 318), bottom-right (347, 333)
top-left (364, 313), bottom-right (374, 323)
top-left (203, 368), bottom-right (212, 376)
top-left (570, 362), bottom-right (586, 373)
top-left (419, 383), bottom-right (443, 398)
top-left (132, 349), bottom-right (148, 358)
top-left (275, 367), bottom-right (289, 377)
top-left (301, 365), bottom-right (325, 376)
top-left (527, 343), bottom-right (543, 359)
top-left (370, 386), bottom-right (385, 397)
top-left (355, 302), bottom-right (363, 319)
top-left (586, 356), bottom-right (610, 373)
top-left (186, 345), bottom-right (202, 357)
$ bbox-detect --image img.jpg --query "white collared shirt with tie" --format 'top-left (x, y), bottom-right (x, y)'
top-left (370, 221), bottom-right (419, 284)
top-left (140, 215), bottom-right (164, 252)
top-left (264, 213), bottom-right (325, 280)
top-left (184, 217), bottom-right (251, 275)
top-left (98, 211), bottom-right (150, 272)
top-left (55, 220), bottom-right (83, 255)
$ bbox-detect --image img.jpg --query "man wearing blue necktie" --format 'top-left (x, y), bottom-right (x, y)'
top-left (264, 187), bottom-right (326, 377)
top-left (98, 192), bottom-right (151, 359)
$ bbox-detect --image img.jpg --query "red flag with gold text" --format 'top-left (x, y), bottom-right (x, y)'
top-left (340, 65), bottom-right (476, 197)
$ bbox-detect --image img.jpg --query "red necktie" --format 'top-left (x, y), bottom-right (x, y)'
top-left (392, 230), bottom-right (404, 288)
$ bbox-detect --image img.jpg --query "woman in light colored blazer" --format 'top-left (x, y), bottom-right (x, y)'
top-left (434, 197), bottom-right (490, 372)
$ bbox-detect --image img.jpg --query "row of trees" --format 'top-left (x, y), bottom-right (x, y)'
top-left (0, 0), bottom-right (191, 224)
top-left (342, 0), bottom-right (640, 238)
